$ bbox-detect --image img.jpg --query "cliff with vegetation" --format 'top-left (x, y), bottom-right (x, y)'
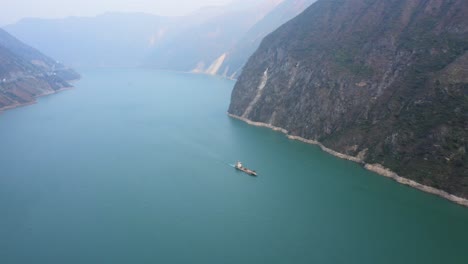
top-left (0, 29), bottom-right (79, 111)
top-left (219, 0), bottom-right (317, 79)
top-left (229, 0), bottom-right (468, 201)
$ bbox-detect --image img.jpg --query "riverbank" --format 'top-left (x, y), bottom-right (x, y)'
top-left (228, 113), bottom-right (468, 208)
top-left (0, 86), bottom-right (74, 113)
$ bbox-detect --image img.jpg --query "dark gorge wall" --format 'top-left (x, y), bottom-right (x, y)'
top-left (229, 0), bottom-right (468, 199)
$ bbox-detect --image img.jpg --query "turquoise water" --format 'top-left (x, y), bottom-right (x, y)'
top-left (0, 68), bottom-right (467, 264)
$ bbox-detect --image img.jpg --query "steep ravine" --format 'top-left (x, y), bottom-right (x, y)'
top-left (228, 0), bottom-right (468, 205)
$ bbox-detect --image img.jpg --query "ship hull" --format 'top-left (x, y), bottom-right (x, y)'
top-left (235, 167), bottom-right (257, 176)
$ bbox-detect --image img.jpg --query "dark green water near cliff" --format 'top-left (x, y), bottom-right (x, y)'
top-left (0, 68), bottom-right (467, 264)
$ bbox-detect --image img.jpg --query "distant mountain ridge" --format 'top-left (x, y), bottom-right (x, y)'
top-left (4, 13), bottom-right (173, 67)
top-left (146, 0), bottom-right (315, 79)
top-left (0, 29), bottom-right (79, 111)
top-left (144, 0), bottom-right (285, 74)
top-left (229, 0), bottom-right (468, 202)
top-left (4, 0), bottom-right (315, 78)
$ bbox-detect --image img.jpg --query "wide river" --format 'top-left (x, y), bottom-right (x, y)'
top-left (0, 69), bottom-right (467, 264)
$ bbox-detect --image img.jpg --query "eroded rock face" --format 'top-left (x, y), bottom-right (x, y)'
top-left (0, 29), bottom-right (79, 111)
top-left (229, 0), bottom-right (468, 198)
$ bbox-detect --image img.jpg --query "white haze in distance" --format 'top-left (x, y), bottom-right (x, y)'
top-left (1, 0), bottom-right (235, 26)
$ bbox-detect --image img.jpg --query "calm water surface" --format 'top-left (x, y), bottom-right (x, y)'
top-left (0, 68), bottom-right (467, 264)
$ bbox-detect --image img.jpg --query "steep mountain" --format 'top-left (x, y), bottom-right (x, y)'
top-left (144, 0), bottom-right (284, 73)
top-left (0, 29), bottom-right (79, 111)
top-left (4, 0), bottom-right (314, 77)
top-left (3, 1), bottom-right (274, 69)
top-left (219, 0), bottom-right (317, 79)
top-left (148, 0), bottom-right (315, 78)
top-left (229, 0), bottom-right (468, 200)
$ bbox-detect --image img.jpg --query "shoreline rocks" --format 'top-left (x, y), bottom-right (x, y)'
top-left (229, 113), bottom-right (468, 208)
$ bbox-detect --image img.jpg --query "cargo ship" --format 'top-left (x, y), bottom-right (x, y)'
top-left (233, 161), bottom-right (257, 176)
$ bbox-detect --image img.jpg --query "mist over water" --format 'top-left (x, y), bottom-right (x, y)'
top-left (0, 68), bottom-right (467, 264)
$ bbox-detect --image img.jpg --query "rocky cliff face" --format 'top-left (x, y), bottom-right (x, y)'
top-left (184, 0), bottom-right (316, 79)
top-left (0, 29), bottom-right (79, 111)
top-left (219, 0), bottom-right (317, 79)
top-left (229, 0), bottom-right (468, 198)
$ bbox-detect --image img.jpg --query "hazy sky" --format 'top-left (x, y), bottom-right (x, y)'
top-left (1, 0), bottom-right (233, 26)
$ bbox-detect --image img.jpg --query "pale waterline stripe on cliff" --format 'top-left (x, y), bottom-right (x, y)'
top-left (228, 113), bottom-right (468, 208)
top-left (242, 68), bottom-right (268, 118)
